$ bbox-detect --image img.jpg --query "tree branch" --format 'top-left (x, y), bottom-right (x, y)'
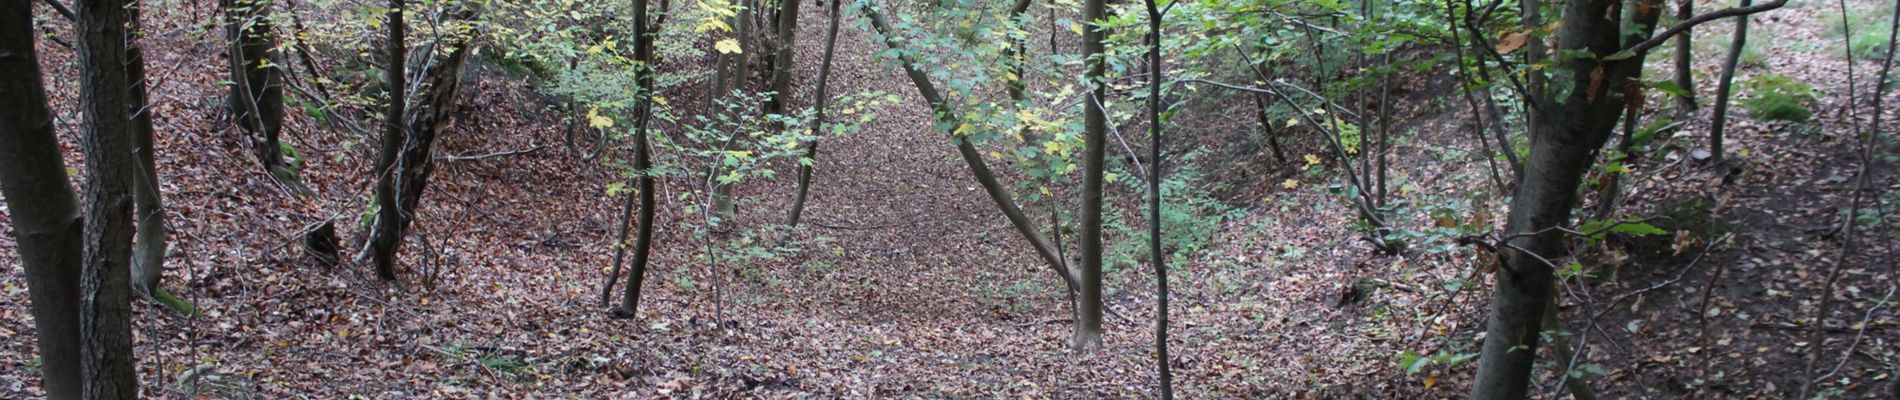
top-left (1614, 0), bottom-right (1789, 59)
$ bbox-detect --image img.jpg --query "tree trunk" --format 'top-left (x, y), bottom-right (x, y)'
top-left (1142, 0), bottom-right (1172, 396)
top-left (713, 0), bottom-right (754, 223)
top-left (862, 2), bottom-right (1082, 296)
top-left (74, 0), bottom-right (141, 396)
top-left (0, 2), bottom-right (85, 397)
top-left (1541, 289), bottom-right (1599, 400)
top-left (1673, 0), bottom-right (1697, 116)
top-left (786, 0), bottom-right (843, 229)
top-left (370, 0), bottom-right (406, 280)
top-left (1708, 0), bottom-right (1749, 166)
top-left (766, 0), bottom-right (799, 116)
top-left (1075, 0), bottom-right (1107, 352)
top-left (617, 0), bottom-right (658, 317)
top-left (1469, 0), bottom-right (1665, 396)
top-left (224, 0), bottom-right (293, 186)
top-left (127, 0), bottom-right (168, 301)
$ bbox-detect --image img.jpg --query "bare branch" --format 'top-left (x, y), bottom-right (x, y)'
top-left (1614, 0), bottom-right (1789, 59)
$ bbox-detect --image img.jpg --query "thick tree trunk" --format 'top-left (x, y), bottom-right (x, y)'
top-left (617, 0), bottom-right (658, 317)
top-left (862, 3), bottom-right (1082, 294)
top-left (370, 0), bottom-right (406, 280)
top-left (223, 0), bottom-right (293, 185)
top-left (127, 0), bottom-right (168, 301)
top-left (0, 3), bottom-right (85, 397)
top-left (1075, 0), bottom-right (1107, 352)
top-left (1469, 0), bottom-right (1664, 396)
top-left (74, 0), bottom-right (141, 396)
top-left (1708, 0), bottom-right (1750, 166)
top-left (1142, 0), bottom-right (1172, 397)
top-left (1673, 0), bottom-right (1697, 116)
top-left (786, 0), bottom-right (843, 229)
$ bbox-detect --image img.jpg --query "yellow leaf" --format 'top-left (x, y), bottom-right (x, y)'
top-left (587, 106), bottom-right (614, 129)
top-left (1424, 371), bottom-right (1439, 389)
top-left (1069, 23), bottom-right (1084, 36)
top-left (1286, 117), bottom-right (1300, 127)
top-left (715, 38), bottom-right (743, 54)
top-left (653, 96), bottom-right (669, 106)
top-left (1282, 179), bottom-right (1299, 189)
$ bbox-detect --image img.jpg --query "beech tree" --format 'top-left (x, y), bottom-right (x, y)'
top-left (0, 2), bottom-right (84, 397)
top-left (1468, 0), bottom-right (1787, 397)
top-left (1074, 0), bottom-right (1107, 352)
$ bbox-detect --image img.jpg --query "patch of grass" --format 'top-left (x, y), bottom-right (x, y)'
top-left (1740, 74), bottom-right (1817, 122)
top-left (1820, 4), bottom-right (1897, 60)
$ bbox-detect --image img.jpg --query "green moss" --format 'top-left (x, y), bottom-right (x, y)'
top-left (1740, 74), bottom-right (1816, 122)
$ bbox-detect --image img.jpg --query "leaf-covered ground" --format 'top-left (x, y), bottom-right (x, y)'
top-left (2, 1), bottom-right (1896, 398)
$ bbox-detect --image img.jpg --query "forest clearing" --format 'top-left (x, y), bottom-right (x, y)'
top-left (1, 0), bottom-right (1897, 397)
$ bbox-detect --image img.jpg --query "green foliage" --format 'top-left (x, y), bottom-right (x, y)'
top-left (1105, 158), bottom-right (1246, 270)
top-left (1821, 4), bottom-right (1897, 60)
top-left (1397, 348), bottom-right (1477, 374)
top-left (1740, 74), bottom-right (1817, 122)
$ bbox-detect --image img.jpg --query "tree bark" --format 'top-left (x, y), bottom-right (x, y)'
top-left (74, 0), bottom-right (140, 396)
top-left (370, 0), bottom-right (406, 280)
top-left (1142, 0), bottom-right (1172, 396)
top-left (1673, 0), bottom-right (1697, 116)
top-left (713, 0), bottom-right (755, 222)
top-left (127, 0), bottom-right (168, 301)
top-left (224, 0), bottom-right (293, 185)
top-left (1075, 0), bottom-right (1107, 352)
top-left (785, 0), bottom-right (842, 229)
top-left (617, 0), bottom-right (658, 317)
top-left (861, 2), bottom-right (1082, 295)
top-left (1708, 0), bottom-right (1749, 166)
top-left (0, 2), bottom-right (85, 397)
top-left (1469, 0), bottom-right (1666, 396)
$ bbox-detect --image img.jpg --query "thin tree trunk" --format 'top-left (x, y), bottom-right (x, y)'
top-left (224, 0), bottom-right (294, 186)
top-left (0, 2), bottom-right (85, 397)
top-left (74, 0), bottom-right (140, 396)
top-left (602, 176), bottom-right (638, 308)
top-left (862, 2), bottom-right (1082, 293)
top-left (1441, 0), bottom-right (1506, 190)
top-left (1142, 0), bottom-right (1172, 396)
top-left (786, 0), bottom-right (843, 229)
top-left (1469, 0), bottom-right (1666, 396)
top-left (127, 0), bottom-right (168, 301)
top-left (1708, 0), bottom-right (1749, 166)
top-left (1075, 0), bottom-right (1107, 352)
top-left (617, 0), bottom-right (658, 317)
top-left (1673, 0), bottom-right (1697, 116)
top-left (370, 0), bottom-right (406, 280)
top-left (1542, 290), bottom-right (1599, 400)
top-left (713, 0), bottom-right (754, 222)
top-left (1253, 94), bottom-right (1288, 164)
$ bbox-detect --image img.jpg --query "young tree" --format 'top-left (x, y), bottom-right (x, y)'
top-left (370, 0), bottom-right (407, 280)
top-left (1074, 0), bottom-right (1107, 351)
top-left (74, 0), bottom-right (142, 396)
top-left (786, 0), bottom-right (845, 229)
top-left (223, 0), bottom-right (296, 187)
top-left (1467, 0), bottom-right (1785, 397)
top-left (0, 2), bottom-right (85, 397)
top-left (368, 1), bottom-right (482, 280)
top-left (1142, 0), bottom-right (1172, 395)
top-left (128, 0), bottom-right (170, 303)
top-left (1707, 0), bottom-right (1751, 165)
top-left (861, 0), bottom-right (1083, 303)
top-left (615, 0), bottom-right (659, 317)
top-left (1673, 0), bottom-right (1697, 116)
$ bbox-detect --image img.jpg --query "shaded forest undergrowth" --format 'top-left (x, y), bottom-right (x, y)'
top-left (2, 0), bottom-right (1898, 397)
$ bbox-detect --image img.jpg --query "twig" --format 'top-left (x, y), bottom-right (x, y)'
top-left (437, 145), bottom-right (547, 162)
top-left (1615, 0), bottom-right (1790, 59)
top-left (41, 0), bottom-right (76, 21)
top-left (1816, 285), bottom-right (1898, 382)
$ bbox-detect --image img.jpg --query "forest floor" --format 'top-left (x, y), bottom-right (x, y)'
top-left (2, 1), bottom-right (1898, 398)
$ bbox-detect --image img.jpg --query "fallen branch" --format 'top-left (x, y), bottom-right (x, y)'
top-left (438, 145), bottom-right (547, 162)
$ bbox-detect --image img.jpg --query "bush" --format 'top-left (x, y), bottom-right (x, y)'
top-left (1740, 74), bottom-right (1816, 122)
